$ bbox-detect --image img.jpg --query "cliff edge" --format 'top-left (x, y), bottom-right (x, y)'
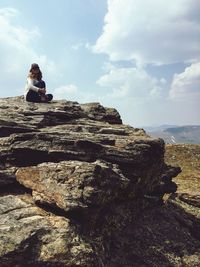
top-left (0, 96), bottom-right (199, 267)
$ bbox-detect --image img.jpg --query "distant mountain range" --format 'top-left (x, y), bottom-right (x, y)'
top-left (144, 125), bottom-right (200, 144)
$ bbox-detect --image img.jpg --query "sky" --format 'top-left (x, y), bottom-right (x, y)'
top-left (0, 0), bottom-right (200, 127)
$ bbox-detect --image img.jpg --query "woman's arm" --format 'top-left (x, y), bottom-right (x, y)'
top-left (26, 78), bottom-right (40, 92)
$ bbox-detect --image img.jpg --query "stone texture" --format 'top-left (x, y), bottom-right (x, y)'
top-left (0, 167), bottom-right (17, 186)
top-left (0, 195), bottom-right (95, 267)
top-left (16, 160), bottom-right (129, 212)
top-left (97, 193), bottom-right (200, 267)
top-left (0, 96), bottom-right (199, 267)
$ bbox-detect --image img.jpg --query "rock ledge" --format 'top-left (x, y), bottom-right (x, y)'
top-left (0, 96), bottom-right (199, 267)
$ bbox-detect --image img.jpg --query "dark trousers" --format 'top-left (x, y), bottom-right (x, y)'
top-left (26, 80), bottom-right (53, 103)
top-left (26, 90), bottom-right (42, 102)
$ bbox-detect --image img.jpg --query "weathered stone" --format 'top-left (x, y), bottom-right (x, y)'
top-left (0, 167), bottom-right (17, 186)
top-left (0, 97), bottom-right (122, 132)
top-left (80, 102), bottom-right (122, 124)
top-left (0, 195), bottom-right (95, 267)
top-left (0, 131), bottom-right (169, 198)
top-left (0, 96), bottom-right (199, 267)
top-left (16, 160), bottom-right (129, 212)
top-left (94, 194), bottom-right (200, 267)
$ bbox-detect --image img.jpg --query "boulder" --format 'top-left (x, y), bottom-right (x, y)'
top-left (0, 96), bottom-right (199, 267)
top-left (16, 160), bottom-right (129, 212)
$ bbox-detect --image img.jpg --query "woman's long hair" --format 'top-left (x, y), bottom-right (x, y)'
top-left (28, 67), bottom-right (42, 80)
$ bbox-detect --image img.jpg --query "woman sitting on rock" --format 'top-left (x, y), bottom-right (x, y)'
top-left (24, 63), bottom-right (53, 103)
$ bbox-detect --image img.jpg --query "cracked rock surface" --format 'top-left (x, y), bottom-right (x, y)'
top-left (0, 96), bottom-right (199, 267)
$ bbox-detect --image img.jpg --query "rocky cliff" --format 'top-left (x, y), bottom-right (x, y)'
top-left (0, 96), bottom-right (199, 267)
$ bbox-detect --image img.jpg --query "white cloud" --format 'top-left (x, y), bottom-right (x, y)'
top-left (93, 0), bottom-right (200, 65)
top-left (170, 62), bottom-right (200, 101)
top-left (53, 84), bottom-right (78, 99)
top-left (0, 8), bottom-right (40, 45)
top-left (0, 7), bottom-right (57, 97)
top-left (97, 65), bottom-right (164, 98)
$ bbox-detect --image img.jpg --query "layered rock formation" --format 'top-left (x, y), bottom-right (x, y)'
top-left (0, 96), bottom-right (199, 267)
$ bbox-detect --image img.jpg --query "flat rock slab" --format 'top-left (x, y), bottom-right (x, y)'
top-left (16, 160), bottom-right (129, 212)
top-left (0, 97), bottom-right (122, 132)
